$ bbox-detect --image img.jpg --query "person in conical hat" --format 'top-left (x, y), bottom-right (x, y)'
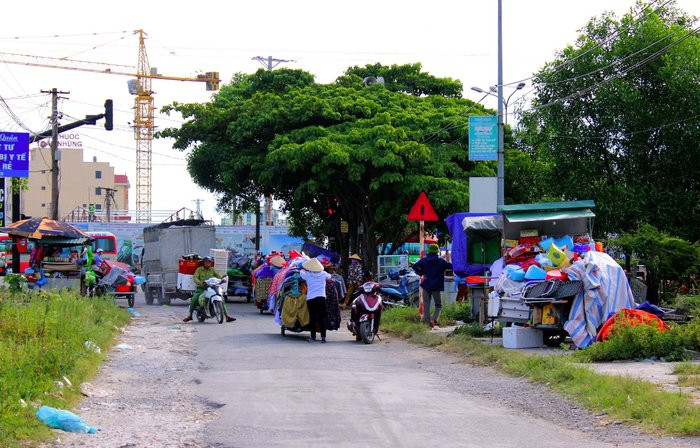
top-left (300, 257), bottom-right (331, 342)
top-left (341, 254), bottom-right (364, 308)
top-left (269, 255), bottom-right (286, 268)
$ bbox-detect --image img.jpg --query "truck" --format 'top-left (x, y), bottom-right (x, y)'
top-left (142, 219), bottom-right (217, 305)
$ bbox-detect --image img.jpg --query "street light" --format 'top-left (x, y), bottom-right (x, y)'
top-left (471, 82), bottom-right (525, 125)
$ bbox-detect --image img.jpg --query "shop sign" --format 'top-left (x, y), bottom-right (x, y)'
top-left (0, 132), bottom-right (30, 178)
top-left (468, 116), bottom-right (498, 161)
top-left (340, 221), bottom-right (349, 233)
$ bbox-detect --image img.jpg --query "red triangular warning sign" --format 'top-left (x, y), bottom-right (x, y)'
top-left (407, 192), bottom-right (438, 221)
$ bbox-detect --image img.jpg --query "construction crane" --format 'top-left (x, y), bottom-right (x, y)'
top-left (0, 29), bottom-right (219, 223)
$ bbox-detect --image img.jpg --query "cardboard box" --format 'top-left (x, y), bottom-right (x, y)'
top-left (503, 326), bottom-right (543, 349)
top-left (503, 239), bottom-right (518, 248)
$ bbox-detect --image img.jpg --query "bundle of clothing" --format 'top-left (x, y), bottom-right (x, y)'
top-left (277, 271), bottom-right (310, 330)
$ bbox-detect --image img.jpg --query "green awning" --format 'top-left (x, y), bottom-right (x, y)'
top-left (498, 200), bottom-right (595, 214)
top-left (504, 209), bottom-right (595, 223)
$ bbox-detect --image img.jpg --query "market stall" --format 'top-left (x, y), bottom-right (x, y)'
top-left (445, 212), bottom-right (502, 321)
top-left (0, 217), bottom-right (90, 291)
top-left (485, 200), bottom-right (635, 348)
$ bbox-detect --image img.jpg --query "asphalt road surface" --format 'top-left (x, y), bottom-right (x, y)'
top-left (189, 298), bottom-right (657, 448)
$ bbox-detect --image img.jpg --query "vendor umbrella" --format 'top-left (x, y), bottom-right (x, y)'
top-left (0, 216), bottom-right (87, 240)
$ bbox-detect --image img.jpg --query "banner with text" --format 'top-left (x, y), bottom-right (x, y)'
top-left (468, 116), bottom-right (498, 161)
top-left (0, 132), bottom-right (30, 178)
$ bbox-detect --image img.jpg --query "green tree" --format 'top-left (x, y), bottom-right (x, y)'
top-left (159, 64), bottom-right (501, 269)
top-left (611, 224), bottom-right (700, 302)
top-left (518, 1), bottom-right (700, 241)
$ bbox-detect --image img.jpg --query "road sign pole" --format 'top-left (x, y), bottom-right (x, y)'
top-left (418, 219), bottom-right (425, 318)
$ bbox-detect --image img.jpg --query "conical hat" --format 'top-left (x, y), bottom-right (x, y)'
top-left (269, 255), bottom-right (286, 268)
top-left (302, 257), bottom-right (324, 272)
top-left (349, 254), bottom-right (362, 261)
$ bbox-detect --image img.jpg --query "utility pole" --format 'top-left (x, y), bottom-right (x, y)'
top-left (102, 187), bottom-right (117, 222)
top-left (41, 88), bottom-right (69, 220)
top-left (251, 55), bottom-right (295, 248)
top-left (193, 199), bottom-right (203, 219)
top-left (496, 0), bottom-right (505, 207)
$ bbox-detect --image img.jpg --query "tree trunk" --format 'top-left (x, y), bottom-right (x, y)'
top-left (646, 272), bottom-right (660, 304)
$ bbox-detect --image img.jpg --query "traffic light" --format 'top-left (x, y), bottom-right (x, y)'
top-left (104, 99), bottom-right (113, 131)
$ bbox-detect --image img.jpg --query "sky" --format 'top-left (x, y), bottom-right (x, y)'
top-left (1, 0), bottom-right (698, 224)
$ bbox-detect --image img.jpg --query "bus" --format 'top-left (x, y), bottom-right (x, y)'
top-left (0, 233), bottom-right (32, 273)
top-left (87, 231), bottom-right (118, 261)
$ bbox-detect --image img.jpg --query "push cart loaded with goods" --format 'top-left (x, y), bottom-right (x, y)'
top-left (489, 201), bottom-right (597, 347)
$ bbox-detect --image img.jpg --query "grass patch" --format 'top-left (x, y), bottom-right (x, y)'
top-left (673, 362), bottom-right (700, 376)
top-left (665, 295), bottom-right (700, 318)
top-left (678, 318), bottom-right (700, 352)
top-left (451, 322), bottom-right (503, 338)
top-left (439, 302), bottom-right (472, 326)
top-left (0, 289), bottom-right (129, 447)
top-left (674, 362), bottom-right (700, 390)
top-left (571, 323), bottom-right (688, 362)
top-left (381, 307), bottom-right (700, 435)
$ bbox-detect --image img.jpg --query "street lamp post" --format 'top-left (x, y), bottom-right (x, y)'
top-left (470, 79), bottom-right (525, 208)
top-left (471, 82), bottom-right (525, 125)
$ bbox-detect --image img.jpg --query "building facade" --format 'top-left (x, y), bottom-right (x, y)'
top-left (22, 135), bottom-right (130, 220)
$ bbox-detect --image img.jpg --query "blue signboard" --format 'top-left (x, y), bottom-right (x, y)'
top-left (0, 132), bottom-right (30, 178)
top-left (468, 116), bottom-right (498, 161)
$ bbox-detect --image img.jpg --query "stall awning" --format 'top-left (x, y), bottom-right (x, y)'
top-left (504, 208), bottom-right (595, 223)
top-left (38, 237), bottom-right (90, 245)
top-left (498, 200), bottom-right (595, 214)
top-left (462, 215), bottom-right (503, 231)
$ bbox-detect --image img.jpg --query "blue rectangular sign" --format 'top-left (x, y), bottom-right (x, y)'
top-left (468, 116), bottom-right (498, 161)
top-left (0, 132), bottom-right (30, 178)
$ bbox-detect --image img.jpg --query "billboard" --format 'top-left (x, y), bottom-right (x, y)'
top-left (0, 132), bottom-right (30, 178)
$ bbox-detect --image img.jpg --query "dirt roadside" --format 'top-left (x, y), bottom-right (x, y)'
top-left (46, 303), bottom-right (215, 448)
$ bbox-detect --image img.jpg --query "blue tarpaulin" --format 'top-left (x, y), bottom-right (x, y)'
top-left (445, 212), bottom-right (501, 278)
top-left (302, 242), bottom-right (340, 264)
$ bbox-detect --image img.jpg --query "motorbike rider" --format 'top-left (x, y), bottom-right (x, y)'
top-left (183, 256), bottom-right (236, 323)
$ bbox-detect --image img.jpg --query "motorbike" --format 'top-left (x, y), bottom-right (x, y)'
top-left (347, 281), bottom-right (383, 344)
top-left (196, 277), bottom-right (227, 324)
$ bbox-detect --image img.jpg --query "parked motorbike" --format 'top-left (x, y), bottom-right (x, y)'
top-left (347, 281), bottom-right (383, 344)
top-left (196, 277), bottom-right (226, 324)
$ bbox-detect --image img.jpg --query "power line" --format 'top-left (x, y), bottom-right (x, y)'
top-left (517, 112), bottom-right (700, 142)
top-left (502, 0), bottom-right (673, 87)
top-left (528, 25), bottom-right (700, 112)
top-left (61, 34), bottom-right (129, 60)
top-left (0, 30), bottom-right (130, 40)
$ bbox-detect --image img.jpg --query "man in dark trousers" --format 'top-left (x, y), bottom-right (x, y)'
top-left (412, 244), bottom-right (452, 328)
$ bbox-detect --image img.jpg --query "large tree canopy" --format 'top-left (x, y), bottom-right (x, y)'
top-left (159, 63), bottom-right (502, 266)
top-left (518, 0), bottom-right (700, 241)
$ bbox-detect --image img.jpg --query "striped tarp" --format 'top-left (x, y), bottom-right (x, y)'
top-left (563, 251), bottom-right (636, 348)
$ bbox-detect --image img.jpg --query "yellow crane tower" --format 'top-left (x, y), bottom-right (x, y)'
top-left (0, 29), bottom-right (219, 223)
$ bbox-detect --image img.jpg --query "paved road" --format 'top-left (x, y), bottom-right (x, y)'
top-left (191, 299), bottom-right (617, 448)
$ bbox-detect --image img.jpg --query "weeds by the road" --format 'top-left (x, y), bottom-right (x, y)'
top-left (674, 362), bottom-right (700, 390)
top-left (0, 290), bottom-right (129, 446)
top-left (571, 322), bottom-right (689, 362)
top-left (382, 307), bottom-right (700, 436)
